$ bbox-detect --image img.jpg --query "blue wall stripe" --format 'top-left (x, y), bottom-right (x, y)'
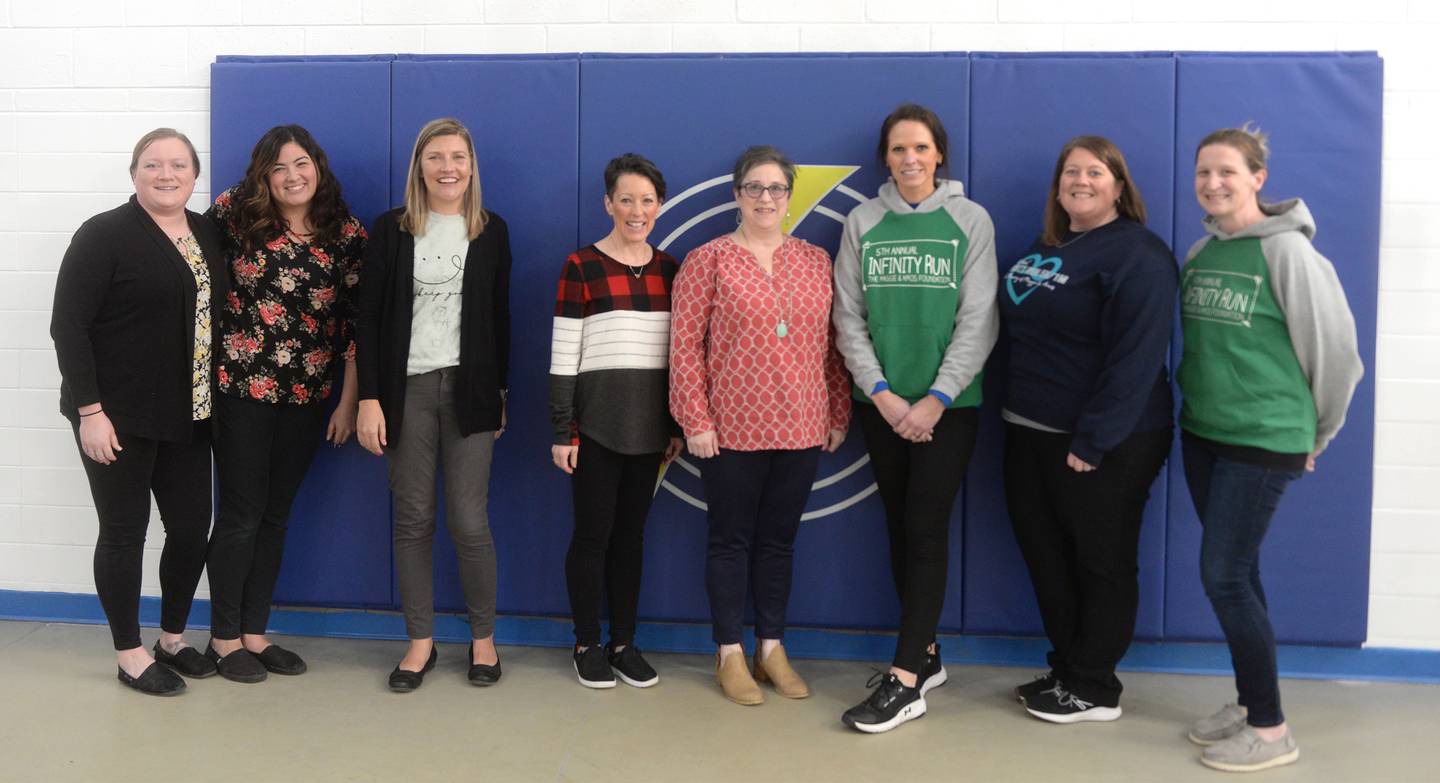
top-left (3, 589), bottom-right (1434, 684)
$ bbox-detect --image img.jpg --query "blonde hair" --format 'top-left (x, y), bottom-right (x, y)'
top-left (401, 118), bottom-right (487, 239)
top-left (1196, 122), bottom-right (1270, 174)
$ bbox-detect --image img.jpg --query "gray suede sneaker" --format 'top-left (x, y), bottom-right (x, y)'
top-left (1200, 726), bottom-right (1299, 773)
top-left (1189, 703), bottom-right (1248, 745)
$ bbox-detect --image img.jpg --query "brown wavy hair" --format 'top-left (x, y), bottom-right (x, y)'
top-left (231, 124), bottom-right (351, 254)
top-left (1041, 135), bottom-right (1147, 247)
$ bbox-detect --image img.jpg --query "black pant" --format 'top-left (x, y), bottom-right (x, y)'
top-left (207, 394), bottom-right (326, 638)
top-left (702, 447), bottom-right (821, 645)
top-left (565, 433), bottom-right (662, 647)
top-left (74, 420), bottom-right (213, 651)
top-left (857, 404), bottom-right (978, 674)
top-left (1004, 424), bottom-right (1171, 705)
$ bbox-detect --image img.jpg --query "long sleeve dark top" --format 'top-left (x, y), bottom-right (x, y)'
top-left (355, 207), bottom-right (511, 441)
top-left (998, 218), bottom-right (1177, 466)
top-left (50, 196), bottom-right (229, 442)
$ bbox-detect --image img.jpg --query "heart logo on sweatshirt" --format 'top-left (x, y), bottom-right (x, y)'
top-left (1006, 254), bottom-right (1063, 305)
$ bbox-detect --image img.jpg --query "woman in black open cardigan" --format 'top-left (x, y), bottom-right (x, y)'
top-left (50, 128), bottom-right (230, 696)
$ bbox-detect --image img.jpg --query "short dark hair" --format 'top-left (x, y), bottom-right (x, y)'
top-left (604, 153), bottom-right (667, 202)
top-left (876, 103), bottom-right (949, 180)
top-left (1042, 135), bottom-right (1148, 247)
top-left (731, 145), bottom-right (797, 191)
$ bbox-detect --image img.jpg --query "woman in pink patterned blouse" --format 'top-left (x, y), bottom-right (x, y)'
top-left (669, 145), bottom-right (851, 706)
top-left (202, 124), bottom-right (366, 683)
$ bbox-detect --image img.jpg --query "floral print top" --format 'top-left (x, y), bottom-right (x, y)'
top-left (207, 187), bottom-right (367, 405)
top-left (175, 234), bottom-right (212, 420)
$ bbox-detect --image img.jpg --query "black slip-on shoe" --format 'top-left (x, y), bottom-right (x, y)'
top-left (389, 645), bottom-right (438, 692)
top-left (117, 662), bottom-right (186, 696)
top-left (574, 645), bottom-right (615, 689)
top-left (468, 641), bottom-right (501, 686)
top-left (152, 642), bottom-right (217, 679)
top-left (255, 644), bottom-right (307, 676)
top-left (606, 642), bottom-right (658, 688)
top-left (205, 642), bottom-right (268, 684)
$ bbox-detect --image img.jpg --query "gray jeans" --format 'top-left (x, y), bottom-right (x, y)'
top-left (386, 367), bottom-right (497, 640)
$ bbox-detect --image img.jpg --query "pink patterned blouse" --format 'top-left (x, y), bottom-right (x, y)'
top-left (669, 234), bottom-right (851, 451)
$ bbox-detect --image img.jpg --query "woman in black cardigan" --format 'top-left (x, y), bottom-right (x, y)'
top-left (356, 118), bottom-right (512, 691)
top-left (50, 128), bottom-right (230, 696)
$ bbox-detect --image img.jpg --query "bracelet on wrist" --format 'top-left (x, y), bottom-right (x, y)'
top-left (79, 409), bottom-right (103, 418)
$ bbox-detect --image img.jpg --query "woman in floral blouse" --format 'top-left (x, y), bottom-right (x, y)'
top-left (203, 124), bottom-right (366, 683)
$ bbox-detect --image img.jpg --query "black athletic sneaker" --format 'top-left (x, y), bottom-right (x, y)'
top-left (573, 645), bottom-right (615, 689)
top-left (917, 644), bottom-right (947, 697)
top-left (606, 643), bottom-right (659, 688)
top-left (1014, 672), bottom-right (1058, 704)
top-left (841, 672), bottom-right (927, 734)
top-left (1023, 681), bottom-right (1121, 724)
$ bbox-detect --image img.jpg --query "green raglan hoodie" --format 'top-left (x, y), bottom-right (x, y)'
top-left (1178, 198), bottom-right (1363, 455)
top-left (832, 179), bottom-right (998, 407)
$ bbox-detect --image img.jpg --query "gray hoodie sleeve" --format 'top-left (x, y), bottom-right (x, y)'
top-left (931, 200), bottom-right (1000, 400)
top-left (1262, 233), bottom-right (1364, 453)
top-left (831, 201), bottom-right (887, 395)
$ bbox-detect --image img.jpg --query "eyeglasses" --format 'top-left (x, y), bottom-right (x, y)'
top-left (739, 182), bottom-right (791, 200)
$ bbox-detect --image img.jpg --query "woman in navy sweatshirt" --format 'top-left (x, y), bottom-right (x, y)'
top-left (997, 136), bottom-right (1176, 723)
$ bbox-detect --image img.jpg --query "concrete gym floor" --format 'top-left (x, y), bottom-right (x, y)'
top-left (0, 619), bottom-right (1433, 783)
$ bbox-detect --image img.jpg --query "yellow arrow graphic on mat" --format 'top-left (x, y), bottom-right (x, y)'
top-left (782, 164), bottom-right (860, 234)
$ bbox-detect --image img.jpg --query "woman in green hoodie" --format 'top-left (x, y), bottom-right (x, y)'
top-left (1179, 125), bottom-right (1363, 773)
top-left (832, 103), bottom-right (998, 733)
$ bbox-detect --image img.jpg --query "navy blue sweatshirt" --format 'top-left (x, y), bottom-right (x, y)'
top-left (998, 218), bottom-right (1177, 466)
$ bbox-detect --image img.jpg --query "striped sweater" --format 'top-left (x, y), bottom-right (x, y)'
top-left (548, 244), bottom-right (679, 454)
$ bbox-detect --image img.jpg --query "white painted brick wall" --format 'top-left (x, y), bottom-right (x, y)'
top-left (0, 1), bottom-right (1435, 649)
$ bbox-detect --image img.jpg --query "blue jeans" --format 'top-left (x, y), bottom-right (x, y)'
top-left (1182, 435), bottom-right (1302, 728)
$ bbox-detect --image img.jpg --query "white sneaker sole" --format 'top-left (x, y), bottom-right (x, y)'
top-left (1026, 704), bottom-right (1122, 724)
top-left (614, 669), bottom-right (659, 688)
top-left (574, 661), bottom-right (616, 689)
top-left (1200, 747), bottom-right (1299, 772)
top-left (918, 666), bottom-right (947, 697)
top-left (845, 698), bottom-right (928, 734)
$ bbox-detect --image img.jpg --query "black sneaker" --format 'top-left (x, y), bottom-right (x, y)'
top-left (841, 672), bottom-right (927, 734)
top-left (1023, 681), bottom-right (1121, 724)
top-left (917, 644), bottom-right (947, 697)
top-left (152, 641), bottom-right (217, 679)
top-left (1015, 671), bottom-right (1059, 704)
top-left (606, 642), bottom-right (658, 688)
top-left (574, 645), bottom-right (615, 689)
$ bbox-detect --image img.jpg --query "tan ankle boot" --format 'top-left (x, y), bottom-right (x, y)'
top-left (753, 645), bottom-right (809, 699)
top-left (716, 651), bottom-right (763, 705)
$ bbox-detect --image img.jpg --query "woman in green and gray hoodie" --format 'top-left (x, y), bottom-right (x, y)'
top-left (832, 103), bottom-right (998, 734)
top-left (1179, 125), bottom-right (1362, 773)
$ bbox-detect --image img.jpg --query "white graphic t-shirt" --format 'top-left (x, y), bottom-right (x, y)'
top-left (407, 212), bottom-right (468, 376)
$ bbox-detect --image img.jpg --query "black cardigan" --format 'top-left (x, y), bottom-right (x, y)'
top-left (50, 196), bottom-right (230, 443)
top-left (355, 208), bottom-right (512, 441)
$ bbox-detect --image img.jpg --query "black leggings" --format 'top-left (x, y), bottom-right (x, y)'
top-left (75, 421), bottom-right (213, 650)
top-left (564, 433), bottom-right (662, 647)
top-left (1004, 424), bottom-right (1171, 705)
top-left (856, 404), bottom-right (978, 675)
top-left (207, 393), bottom-right (327, 639)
